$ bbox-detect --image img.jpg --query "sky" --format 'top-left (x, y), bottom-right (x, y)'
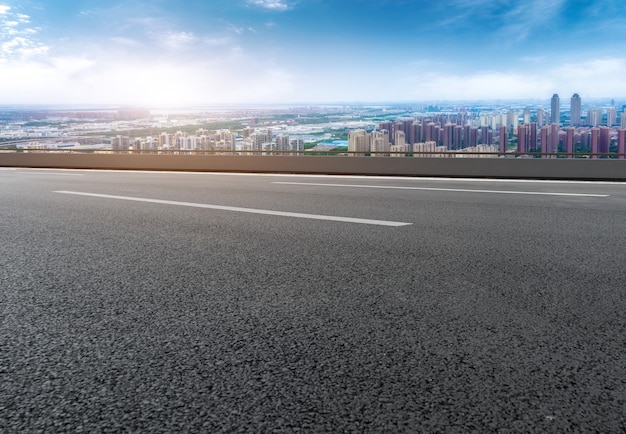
top-left (0, 0), bottom-right (625, 107)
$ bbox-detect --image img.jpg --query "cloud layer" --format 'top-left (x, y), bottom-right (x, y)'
top-left (0, 1), bottom-right (624, 106)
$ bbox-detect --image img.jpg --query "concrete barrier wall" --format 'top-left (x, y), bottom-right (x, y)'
top-left (2, 152), bottom-right (626, 180)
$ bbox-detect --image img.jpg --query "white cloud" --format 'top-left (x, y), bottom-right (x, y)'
top-left (110, 36), bottom-right (143, 47)
top-left (159, 31), bottom-right (196, 49)
top-left (0, 6), bottom-right (48, 61)
top-left (437, 0), bottom-right (565, 45)
top-left (395, 57), bottom-right (626, 101)
top-left (203, 36), bottom-right (231, 46)
top-left (226, 23), bottom-right (245, 34)
top-left (248, 0), bottom-right (290, 12)
top-left (549, 58), bottom-right (626, 97)
top-left (0, 41), bottom-right (298, 106)
top-left (2, 51), bottom-right (624, 106)
top-left (499, 0), bottom-right (565, 42)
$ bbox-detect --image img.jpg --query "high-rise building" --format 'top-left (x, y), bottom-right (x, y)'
top-left (599, 126), bottom-right (610, 154)
top-left (551, 94), bottom-right (560, 125)
top-left (158, 132), bottom-right (169, 149)
top-left (276, 135), bottom-right (290, 155)
top-left (551, 123), bottom-right (560, 153)
top-left (536, 108), bottom-right (545, 127)
top-left (481, 127), bottom-right (492, 145)
top-left (587, 108), bottom-right (602, 127)
top-left (499, 126), bottom-right (507, 154)
top-left (454, 126), bottom-right (463, 150)
top-left (371, 131), bottom-right (390, 156)
top-left (413, 141), bottom-right (443, 158)
top-left (290, 138), bottom-right (304, 155)
top-left (507, 110), bottom-right (518, 131)
top-left (566, 127), bottom-right (575, 157)
top-left (571, 93), bottom-right (581, 127)
top-left (395, 130), bottom-right (406, 148)
top-left (529, 122), bottom-right (538, 150)
top-left (621, 110), bottom-right (626, 128)
top-left (348, 130), bottom-right (371, 155)
top-left (390, 143), bottom-right (410, 157)
top-left (517, 125), bottom-right (529, 153)
top-left (618, 129), bottom-right (626, 160)
top-left (607, 107), bottom-right (617, 127)
top-left (403, 119), bottom-right (414, 144)
top-left (379, 121), bottom-right (393, 144)
top-left (591, 127), bottom-right (600, 159)
top-left (468, 127), bottom-right (478, 148)
top-left (443, 123), bottom-right (455, 150)
top-left (540, 125), bottom-right (550, 155)
top-left (424, 122), bottom-right (437, 143)
top-left (412, 122), bottom-right (422, 144)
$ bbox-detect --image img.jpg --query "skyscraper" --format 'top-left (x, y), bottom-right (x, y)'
top-left (517, 125), bottom-right (529, 153)
top-left (379, 121), bottom-right (393, 144)
top-left (468, 127), bottom-right (478, 148)
top-left (566, 127), bottom-right (575, 158)
top-left (618, 129), bottom-right (626, 160)
top-left (395, 130), bottom-right (406, 148)
top-left (499, 126), bottom-right (507, 154)
top-left (607, 107), bottom-right (617, 127)
top-left (599, 127), bottom-right (610, 154)
top-left (551, 123), bottom-right (560, 153)
top-left (539, 125), bottom-right (551, 158)
top-left (529, 122), bottom-right (538, 150)
top-left (591, 127), bottom-right (600, 159)
top-left (551, 94), bottom-right (560, 125)
top-left (348, 130), bottom-right (370, 155)
top-left (588, 108), bottom-right (602, 127)
top-left (443, 123), bottom-right (455, 150)
top-left (536, 108), bottom-right (545, 127)
top-left (276, 134), bottom-right (290, 155)
top-left (370, 131), bottom-right (390, 156)
top-left (507, 110), bottom-right (518, 131)
top-left (570, 93), bottom-right (581, 127)
top-left (481, 126), bottom-right (491, 145)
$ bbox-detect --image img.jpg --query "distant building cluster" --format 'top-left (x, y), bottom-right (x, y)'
top-left (348, 121), bottom-right (500, 158)
top-left (111, 127), bottom-right (304, 155)
top-left (347, 94), bottom-right (626, 158)
top-left (5, 96), bottom-right (626, 159)
top-left (515, 94), bottom-right (626, 158)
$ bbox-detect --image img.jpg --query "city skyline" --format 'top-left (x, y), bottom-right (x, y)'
top-left (1, 1), bottom-right (626, 106)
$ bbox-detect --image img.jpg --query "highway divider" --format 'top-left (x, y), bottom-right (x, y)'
top-left (1, 152), bottom-right (626, 180)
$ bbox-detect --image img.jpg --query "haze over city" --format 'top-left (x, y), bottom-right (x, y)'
top-left (1, 0), bottom-right (625, 107)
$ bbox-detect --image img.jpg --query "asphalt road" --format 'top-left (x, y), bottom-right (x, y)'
top-left (1, 168), bottom-right (625, 433)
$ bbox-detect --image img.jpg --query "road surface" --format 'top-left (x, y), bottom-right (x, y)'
top-left (1, 168), bottom-right (625, 432)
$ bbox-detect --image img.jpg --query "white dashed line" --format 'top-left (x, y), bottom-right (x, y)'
top-left (16, 171), bottom-right (84, 176)
top-left (54, 191), bottom-right (412, 227)
top-left (271, 182), bottom-right (610, 198)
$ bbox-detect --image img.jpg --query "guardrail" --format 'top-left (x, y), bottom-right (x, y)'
top-left (2, 149), bottom-right (626, 180)
top-left (3, 148), bottom-right (626, 159)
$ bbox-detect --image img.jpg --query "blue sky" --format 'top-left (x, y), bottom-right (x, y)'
top-left (1, 0), bottom-right (625, 106)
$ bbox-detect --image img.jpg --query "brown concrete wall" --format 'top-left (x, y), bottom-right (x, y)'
top-left (1, 153), bottom-right (626, 180)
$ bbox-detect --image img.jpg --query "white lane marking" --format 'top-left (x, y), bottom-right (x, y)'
top-left (42, 169), bottom-right (625, 185)
top-left (271, 182), bottom-right (610, 198)
top-left (16, 171), bottom-right (83, 176)
top-left (53, 191), bottom-right (412, 227)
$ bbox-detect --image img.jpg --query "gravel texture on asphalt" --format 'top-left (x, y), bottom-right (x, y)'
top-left (1, 170), bottom-right (625, 432)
